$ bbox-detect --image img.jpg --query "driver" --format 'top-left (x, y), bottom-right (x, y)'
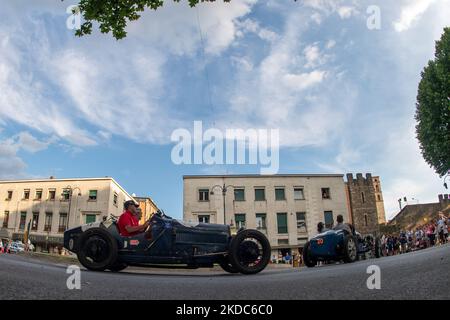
top-left (117, 200), bottom-right (150, 237)
top-left (333, 214), bottom-right (353, 234)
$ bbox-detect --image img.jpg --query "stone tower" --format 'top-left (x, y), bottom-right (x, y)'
top-left (372, 176), bottom-right (386, 224)
top-left (345, 173), bottom-right (380, 235)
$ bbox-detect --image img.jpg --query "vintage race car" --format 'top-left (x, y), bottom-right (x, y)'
top-left (302, 226), bottom-right (382, 267)
top-left (64, 210), bottom-right (271, 274)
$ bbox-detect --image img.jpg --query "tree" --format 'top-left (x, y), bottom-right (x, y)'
top-left (69, 0), bottom-right (230, 40)
top-left (415, 27), bottom-right (450, 177)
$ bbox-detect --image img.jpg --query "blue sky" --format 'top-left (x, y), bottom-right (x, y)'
top-left (0, 0), bottom-right (449, 220)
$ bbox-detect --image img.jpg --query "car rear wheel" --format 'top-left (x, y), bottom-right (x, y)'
top-left (77, 227), bottom-right (118, 271)
top-left (228, 229), bottom-right (271, 275)
top-left (108, 261), bottom-right (128, 272)
top-left (343, 235), bottom-right (358, 263)
top-left (302, 241), bottom-right (317, 267)
top-left (218, 256), bottom-right (239, 273)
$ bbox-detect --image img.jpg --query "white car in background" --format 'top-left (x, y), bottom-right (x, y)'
top-left (8, 242), bottom-right (25, 253)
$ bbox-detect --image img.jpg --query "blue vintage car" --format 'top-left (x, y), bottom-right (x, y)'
top-left (302, 226), bottom-right (382, 267)
top-left (64, 210), bottom-right (271, 274)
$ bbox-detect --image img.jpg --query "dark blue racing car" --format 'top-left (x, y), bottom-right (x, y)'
top-left (64, 210), bottom-right (271, 274)
top-left (302, 225), bottom-right (382, 267)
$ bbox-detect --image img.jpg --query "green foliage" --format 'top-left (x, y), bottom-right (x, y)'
top-left (415, 27), bottom-right (450, 177)
top-left (67, 0), bottom-right (230, 40)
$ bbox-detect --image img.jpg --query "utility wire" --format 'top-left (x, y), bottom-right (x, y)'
top-left (195, 6), bottom-right (215, 127)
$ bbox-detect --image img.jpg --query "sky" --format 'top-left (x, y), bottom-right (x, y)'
top-left (0, 0), bottom-right (449, 220)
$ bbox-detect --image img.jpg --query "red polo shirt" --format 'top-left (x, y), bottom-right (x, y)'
top-left (117, 210), bottom-right (139, 237)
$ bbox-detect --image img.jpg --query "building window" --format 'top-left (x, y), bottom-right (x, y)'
top-left (234, 188), bottom-right (245, 201)
top-left (296, 212), bottom-right (307, 233)
top-left (364, 214), bottom-right (368, 227)
top-left (35, 189), bottom-right (43, 200)
top-left (23, 189), bottom-right (30, 200)
top-left (113, 193), bottom-right (118, 206)
top-left (88, 190), bottom-right (98, 201)
top-left (19, 212), bottom-right (27, 230)
top-left (48, 189), bottom-right (56, 201)
top-left (256, 213), bottom-right (266, 230)
top-left (85, 214), bottom-right (96, 224)
top-left (44, 212), bottom-right (53, 231)
top-left (377, 195), bottom-right (382, 201)
top-left (375, 185), bottom-right (380, 192)
top-left (361, 192), bottom-right (365, 203)
top-left (2, 211), bottom-right (9, 228)
top-left (254, 188), bottom-right (265, 201)
top-left (294, 188), bottom-right (305, 200)
top-left (324, 211), bottom-right (334, 229)
top-left (6, 191), bottom-right (13, 201)
top-left (277, 213), bottom-right (288, 234)
top-left (32, 212), bottom-right (39, 231)
top-left (61, 189), bottom-right (70, 201)
top-left (278, 239), bottom-right (289, 245)
top-left (198, 215), bottom-right (210, 223)
top-left (321, 188), bottom-right (331, 199)
top-left (275, 188), bottom-right (286, 201)
top-left (58, 213), bottom-right (68, 232)
top-left (235, 214), bottom-right (246, 229)
top-left (198, 189), bottom-right (209, 201)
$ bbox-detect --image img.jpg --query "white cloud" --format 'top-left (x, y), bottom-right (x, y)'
top-left (393, 0), bottom-right (436, 32)
top-left (128, 0), bottom-right (257, 55)
top-left (283, 70), bottom-right (326, 90)
top-left (337, 6), bottom-right (357, 19)
top-left (15, 132), bottom-right (53, 153)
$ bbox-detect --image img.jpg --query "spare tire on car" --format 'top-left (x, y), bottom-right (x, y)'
top-left (228, 229), bottom-right (271, 274)
top-left (77, 227), bottom-right (118, 271)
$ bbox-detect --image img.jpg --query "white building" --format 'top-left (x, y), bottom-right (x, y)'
top-left (0, 177), bottom-right (135, 253)
top-left (183, 174), bottom-right (350, 258)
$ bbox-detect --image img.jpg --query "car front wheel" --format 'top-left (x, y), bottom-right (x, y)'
top-left (77, 227), bottom-right (118, 271)
top-left (228, 229), bottom-right (271, 275)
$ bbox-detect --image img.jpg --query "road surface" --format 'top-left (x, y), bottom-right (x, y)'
top-left (0, 243), bottom-right (449, 300)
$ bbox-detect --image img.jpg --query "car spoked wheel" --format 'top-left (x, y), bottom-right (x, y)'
top-left (343, 235), bottom-right (357, 263)
top-left (84, 236), bottom-right (110, 263)
top-left (238, 239), bottom-right (263, 267)
top-left (229, 229), bottom-right (271, 274)
top-left (77, 228), bottom-right (118, 271)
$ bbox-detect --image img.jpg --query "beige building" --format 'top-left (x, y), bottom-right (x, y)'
top-left (372, 176), bottom-right (386, 224)
top-left (183, 174), bottom-right (350, 258)
top-left (0, 177), bottom-right (135, 253)
top-left (134, 196), bottom-right (159, 224)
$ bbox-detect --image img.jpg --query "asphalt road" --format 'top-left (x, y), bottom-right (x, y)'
top-left (0, 244), bottom-right (449, 300)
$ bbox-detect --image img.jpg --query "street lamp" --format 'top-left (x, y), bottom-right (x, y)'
top-left (63, 186), bottom-right (81, 230)
top-left (210, 184), bottom-right (235, 225)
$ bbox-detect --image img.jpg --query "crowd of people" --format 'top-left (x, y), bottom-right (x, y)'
top-left (380, 212), bottom-right (449, 256)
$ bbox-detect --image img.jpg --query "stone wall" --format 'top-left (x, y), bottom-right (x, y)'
top-left (387, 194), bottom-right (450, 231)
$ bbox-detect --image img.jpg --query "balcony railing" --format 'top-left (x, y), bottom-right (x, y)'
top-left (44, 225), bottom-right (52, 232)
top-left (58, 226), bottom-right (66, 233)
